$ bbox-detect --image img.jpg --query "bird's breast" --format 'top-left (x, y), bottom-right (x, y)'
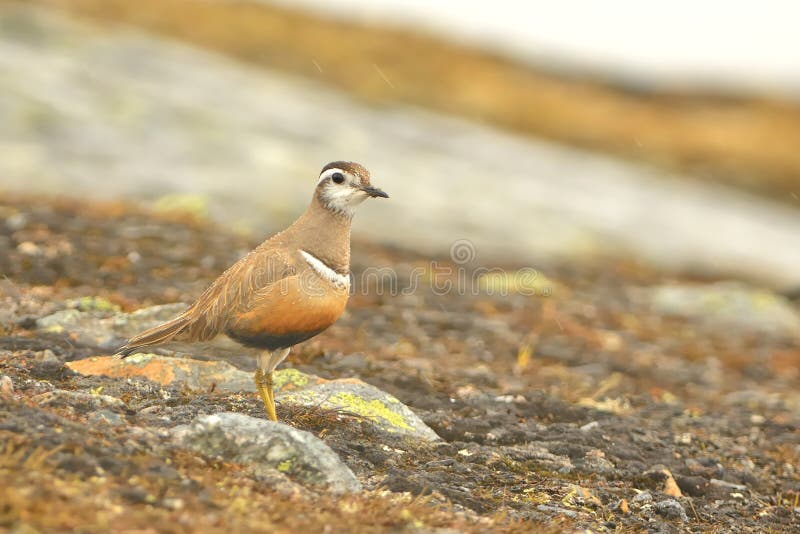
top-left (226, 272), bottom-right (349, 350)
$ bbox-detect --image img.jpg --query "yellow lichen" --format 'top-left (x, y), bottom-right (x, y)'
top-left (276, 460), bottom-right (292, 472)
top-left (273, 368), bottom-right (311, 391)
top-left (328, 392), bottom-right (412, 431)
top-left (70, 296), bottom-right (120, 312)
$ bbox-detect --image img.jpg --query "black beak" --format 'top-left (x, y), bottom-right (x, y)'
top-left (361, 185), bottom-right (389, 198)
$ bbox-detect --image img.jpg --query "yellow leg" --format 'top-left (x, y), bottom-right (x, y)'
top-left (254, 369), bottom-right (277, 421)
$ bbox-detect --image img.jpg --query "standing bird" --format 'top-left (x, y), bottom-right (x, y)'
top-left (115, 162), bottom-right (388, 421)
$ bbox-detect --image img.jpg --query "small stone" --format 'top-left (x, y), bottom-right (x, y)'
top-left (563, 484), bottom-right (602, 508)
top-left (6, 212), bottom-right (28, 231)
top-left (171, 413), bottom-right (360, 493)
top-left (16, 241), bottom-right (41, 256)
top-left (642, 466), bottom-right (682, 497)
top-left (614, 499), bottom-right (630, 514)
top-left (577, 448), bottom-right (616, 474)
top-left (0, 375), bottom-right (13, 398)
top-left (654, 499), bottom-right (689, 522)
top-left (89, 409), bottom-right (124, 426)
top-left (536, 504), bottom-right (578, 519)
top-left (34, 389), bottom-right (125, 410)
top-left (750, 414), bottom-right (766, 425)
top-left (632, 491), bottom-right (652, 504)
top-left (34, 349), bottom-right (59, 363)
top-left (675, 475), bottom-right (710, 497)
top-left (580, 421), bottom-right (600, 432)
top-left (686, 457), bottom-right (724, 478)
top-left (709, 478), bottom-right (747, 492)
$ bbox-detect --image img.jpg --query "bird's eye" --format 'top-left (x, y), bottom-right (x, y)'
top-left (331, 172), bottom-right (345, 184)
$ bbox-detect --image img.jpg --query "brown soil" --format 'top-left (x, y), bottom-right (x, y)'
top-left (1, 195), bottom-right (798, 532)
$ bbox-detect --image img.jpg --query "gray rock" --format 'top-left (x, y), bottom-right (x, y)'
top-left (89, 409), bottom-right (125, 426)
top-left (632, 491), bottom-right (653, 504)
top-left (37, 302), bottom-right (187, 349)
top-left (277, 380), bottom-right (440, 441)
top-left (709, 478), bottom-right (748, 492)
top-left (579, 420), bottom-right (600, 432)
top-left (536, 504), bottom-right (579, 519)
top-left (653, 499), bottom-right (689, 522)
top-left (170, 412), bottom-right (361, 493)
top-left (34, 389), bottom-right (125, 410)
top-left (645, 282), bottom-right (800, 337)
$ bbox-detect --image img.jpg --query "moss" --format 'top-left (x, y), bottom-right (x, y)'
top-left (328, 392), bottom-right (412, 432)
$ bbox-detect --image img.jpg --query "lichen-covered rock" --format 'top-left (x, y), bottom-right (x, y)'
top-left (33, 388), bottom-right (125, 410)
top-left (66, 353), bottom-right (254, 392)
top-left (170, 412), bottom-right (361, 493)
top-left (277, 380), bottom-right (440, 441)
top-left (37, 302), bottom-right (187, 349)
top-left (645, 282), bottom-right (800, 337)
top-left (67, 352), bottom-right (439, 441)
top-left (65, 354), bottom-right (325, 394)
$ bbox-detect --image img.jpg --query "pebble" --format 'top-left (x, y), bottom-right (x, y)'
top-left (654, 499), bottom-right (689, 522)
top-left (579, 421), bottom-right (600, 432)
top-left (89, 409), bottom-right (125, 426)
top-left (710, 478), bottom-right (748, 492)
top-left (536, 504), bottom-right (578, 519)
top-left (0, 375), bottom-right (13, 398)
top-left (643, 466), bottom-right (683, 497)
top-left (16, 241), bottom-right (41, 256)
top-left (675, 475), bottom-right (710, 497)
top-left (34, 349), bottom-right (59, 363)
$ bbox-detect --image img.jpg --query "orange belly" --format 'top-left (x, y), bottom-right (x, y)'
top-left (225, 275), bottom-right (349, 350)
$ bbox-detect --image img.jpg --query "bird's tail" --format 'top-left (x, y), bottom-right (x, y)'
top-left (114, 313), bottom-right (191, 358)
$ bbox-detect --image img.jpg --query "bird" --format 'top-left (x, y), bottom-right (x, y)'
top-left (115, 161), bottom-right (388, 421)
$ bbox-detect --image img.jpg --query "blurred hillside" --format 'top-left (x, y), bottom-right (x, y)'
top-left (29, 0), bottom-right (800, 203)
top-left (2, 4), bottom-right (800, 288)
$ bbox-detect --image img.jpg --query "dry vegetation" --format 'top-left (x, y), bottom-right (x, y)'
top-left (23, 0), bottom-right (800, 202)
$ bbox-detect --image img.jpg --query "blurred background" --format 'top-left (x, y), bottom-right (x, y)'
top-left (2, 0), bottom-right (800, 287)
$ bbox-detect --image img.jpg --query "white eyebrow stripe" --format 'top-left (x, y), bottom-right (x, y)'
top-left (299, 250), bottom-right (350, 288)
top-left (317, 167), bottom-right (346, 185)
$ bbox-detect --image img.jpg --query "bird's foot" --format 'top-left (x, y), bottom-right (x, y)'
top-left (253, 369), bottom-right (277, 421)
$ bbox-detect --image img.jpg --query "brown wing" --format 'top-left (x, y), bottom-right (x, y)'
top-left (116, 246), bottom-right (297, 356)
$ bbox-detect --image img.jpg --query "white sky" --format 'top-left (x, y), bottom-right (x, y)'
top-left (268, 0), bottom-right (800, 96)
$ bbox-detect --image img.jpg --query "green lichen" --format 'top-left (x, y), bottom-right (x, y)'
top-left (276, 460), bottom-right (292, 472)
top-left (328, 392), bottom-right (412, 432)
top-left (273, 368), bottom-right (311, 391)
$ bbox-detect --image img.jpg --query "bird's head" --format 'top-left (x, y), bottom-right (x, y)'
top-left (315, 161), bottom-right (388, 216)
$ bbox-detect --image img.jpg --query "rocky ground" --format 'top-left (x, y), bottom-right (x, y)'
top-left (1, 195), bottom-right (799, 532)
